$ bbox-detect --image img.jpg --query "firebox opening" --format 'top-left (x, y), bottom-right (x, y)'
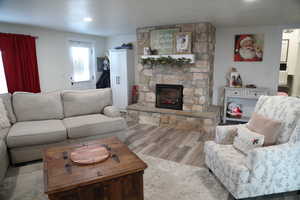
top-left (156, 84), bottom-right (183, 110)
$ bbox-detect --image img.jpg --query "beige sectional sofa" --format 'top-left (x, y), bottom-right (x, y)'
top-left (0, 89), bottom-right (127, 182)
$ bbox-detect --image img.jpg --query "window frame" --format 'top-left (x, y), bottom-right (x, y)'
top-left (0, 51), bottom-right (8, 94)
top-left (68, 40), bottom-right (95, 83)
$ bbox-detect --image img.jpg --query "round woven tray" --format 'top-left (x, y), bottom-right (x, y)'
top-left (70, 145), bottom-right (110, 165)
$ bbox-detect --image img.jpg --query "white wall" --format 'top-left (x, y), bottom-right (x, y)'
top-left (212, 25), bottom-right (283, 105)
top-left (0, 22), bottom-right (106, 92)
top-left (105, 34), bottom-right (139, 84)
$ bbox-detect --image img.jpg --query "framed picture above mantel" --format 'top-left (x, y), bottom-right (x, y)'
top-left (150, 28), bottom-right (180, 55)
top-left (148, 28), bottom-right (194, 57)
top-left (173, 32), bottom-right (192, 54)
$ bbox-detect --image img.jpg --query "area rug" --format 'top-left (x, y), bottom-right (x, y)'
top-left (0, 154), bottom-right (298, 200)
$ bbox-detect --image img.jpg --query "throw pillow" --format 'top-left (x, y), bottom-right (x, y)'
top-left (247, 112), bottom-right (282, 146)
top-left (233, 126), bottom-right (264, 155)
top-left (0, 98), bottom-right (11, 129)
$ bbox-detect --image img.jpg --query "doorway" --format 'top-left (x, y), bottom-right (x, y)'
top-left (278, 29), bottom-right (300, 97)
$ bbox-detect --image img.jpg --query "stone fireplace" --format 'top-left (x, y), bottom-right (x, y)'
top-left (156, 84), bottom-right (183, 110)
top-left (127, 22), bottom-right (219, 132)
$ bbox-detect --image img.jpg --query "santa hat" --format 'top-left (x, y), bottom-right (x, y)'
top-left (235, 35), bottom-right (253, 51)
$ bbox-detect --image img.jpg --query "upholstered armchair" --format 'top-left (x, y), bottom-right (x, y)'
top-left (204, 96), bottom-right (300, 199)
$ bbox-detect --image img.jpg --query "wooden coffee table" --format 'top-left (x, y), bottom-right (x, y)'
top-left (43, 137), bottom-right (147, 200)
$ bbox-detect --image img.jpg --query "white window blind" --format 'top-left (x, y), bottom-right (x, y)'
top-left (69, 41), bottom-right (94, 82)
top-left (0, 51), bottom-right (8, 94)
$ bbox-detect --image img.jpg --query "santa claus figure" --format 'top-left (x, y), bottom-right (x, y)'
top-left (234, 35), bottom-right (263, 61)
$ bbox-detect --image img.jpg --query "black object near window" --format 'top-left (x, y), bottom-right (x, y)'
top-left (156, 84), bottom-right (183, 110)
top-left (280, 63), bottom-right (287, 71)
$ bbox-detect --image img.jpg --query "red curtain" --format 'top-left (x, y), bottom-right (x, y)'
top-left (0, 33), bottom-right (41, 93)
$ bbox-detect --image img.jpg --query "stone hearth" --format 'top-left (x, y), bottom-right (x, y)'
top-left (127, 22), bottom-right (218, 132)
top-left (127, 104), bottom-right (218, 133)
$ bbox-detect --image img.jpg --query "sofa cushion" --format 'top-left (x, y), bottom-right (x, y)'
top-left (63, 114), bottom-right (126, 139)
top-left (205, 141), bottom-right (250, 184)
top-left (62, 89), bottom-right (112, 118)
top-left (13, 92), bottom-right (64, 122)
top-left (0, 93), bottom-right (16, 123)
top-left (6, 120), bottom-right (67, 148)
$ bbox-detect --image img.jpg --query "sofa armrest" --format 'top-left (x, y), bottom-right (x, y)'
top-left (0, 140), bottom-right (9, 182)
top-left (0, 128), bottom-right (9, 141)
top-left (215, 124), bottom-right (242, 144)
top-left (103, 106), bottom-right (121, 118)
top-left (247, 142), bottom-right (300, 182)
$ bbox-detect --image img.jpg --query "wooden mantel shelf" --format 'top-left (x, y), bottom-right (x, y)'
top-left (141, 54), bottom-right (195, 63)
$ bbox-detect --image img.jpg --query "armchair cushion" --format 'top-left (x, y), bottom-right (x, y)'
top-left (103, 106), bottom-right (121, 118)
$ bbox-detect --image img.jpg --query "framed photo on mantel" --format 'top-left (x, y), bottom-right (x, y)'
top-left (150, 28), bottom-right (180, 55)
top-left (173, 32), bottom-right (192, 54)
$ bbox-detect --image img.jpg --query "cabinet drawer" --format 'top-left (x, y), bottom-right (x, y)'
top-left (247, 90), bottom-right (268, 98)
top-left (226, 89), bottom-right (243, 97)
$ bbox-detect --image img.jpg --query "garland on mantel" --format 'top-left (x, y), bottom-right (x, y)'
top-left (141, 56), bottom-right (192, 66)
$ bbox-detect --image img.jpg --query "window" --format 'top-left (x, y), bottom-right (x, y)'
top-left (69, 41), bottom-right (94, 82)
top-left (0, 51), bottom-right (8, 94)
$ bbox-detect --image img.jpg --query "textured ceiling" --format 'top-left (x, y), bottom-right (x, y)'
top-left (0, 0), bottom-right (300, 36)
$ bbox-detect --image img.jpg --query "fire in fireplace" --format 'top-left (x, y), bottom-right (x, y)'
top-left (156, 84), bottom-right (183, 110)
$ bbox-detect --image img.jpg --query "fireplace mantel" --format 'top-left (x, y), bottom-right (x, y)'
top-left (141, 54), bottom-right (195, 63)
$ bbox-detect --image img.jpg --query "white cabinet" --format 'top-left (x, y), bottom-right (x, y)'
top-left (109, 49), bottom-right (134, 110)
top-left (223, 87), bottom-right (271, 123)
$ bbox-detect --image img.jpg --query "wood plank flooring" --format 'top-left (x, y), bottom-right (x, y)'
top-left (125, 122), bottom-right (214, 167)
